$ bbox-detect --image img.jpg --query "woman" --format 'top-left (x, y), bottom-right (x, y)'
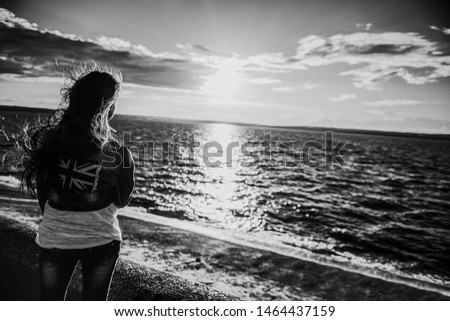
top-left (19, 66), bottom-right (135, 300)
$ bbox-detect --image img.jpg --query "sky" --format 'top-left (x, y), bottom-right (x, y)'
top-left (0, 0), bottom-right (449, 133)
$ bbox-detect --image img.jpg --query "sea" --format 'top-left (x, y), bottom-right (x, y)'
top-left (1, 107), bottom-right (449, 294)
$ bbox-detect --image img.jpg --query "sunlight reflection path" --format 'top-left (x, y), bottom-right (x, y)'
top-left (189, 123), bottom-right (266, 232)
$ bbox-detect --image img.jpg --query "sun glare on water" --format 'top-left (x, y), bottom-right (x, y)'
top-left (203, 59), bottom-right (244, 97)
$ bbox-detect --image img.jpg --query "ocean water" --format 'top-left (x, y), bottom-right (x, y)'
top-left (1, 110), bottom-right (450, 292)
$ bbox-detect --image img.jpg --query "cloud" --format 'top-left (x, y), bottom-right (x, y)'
top-left (0, 8), bottom-right (211, 90)
top-left (301, 83), bottom-right (321, 90)
top-left (95, 36), bottom-right (155, 56)
top-left (176, 43), bottom-right (231, 58)
top-left (356, 23), bottom-right (373, 31)
top-left (272, 86), bottom-right (295, 92)
top-left (289, 32), bottom-right (450, 90)
top-left (0, 8), bottom-right (38, 30)
top-left (329, 93), bottom-right (357, 101)
top-left (363, 99), bottom-right (443, 107)
top-left (243, 52), bottom-right (293, 73)
top-left (429, 25), bottom-right (450, 35)
top-left (0, 73), bottom-right (63, 83)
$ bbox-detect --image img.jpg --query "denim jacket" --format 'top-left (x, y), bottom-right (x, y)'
top-left (37, 144), bottom-right (135, 213)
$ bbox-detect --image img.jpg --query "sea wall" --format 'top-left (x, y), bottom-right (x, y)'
top-left (0, 215), bottom-right (237, 300)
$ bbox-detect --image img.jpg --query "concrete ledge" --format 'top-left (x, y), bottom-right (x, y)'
top-left (0, 215), bottom-right (237, 300)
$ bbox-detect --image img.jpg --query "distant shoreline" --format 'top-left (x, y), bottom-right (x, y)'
top-left (1, 104), bottom-right (449, 141)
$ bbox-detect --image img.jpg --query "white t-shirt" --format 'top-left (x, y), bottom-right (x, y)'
top-left (36, 201), bottom-right (122, 249)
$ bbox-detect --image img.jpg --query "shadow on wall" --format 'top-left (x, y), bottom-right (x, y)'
top-left (0, 215), bottom-right (237, 301)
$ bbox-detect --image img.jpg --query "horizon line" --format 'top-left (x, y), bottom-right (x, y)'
top-left (1, 104), bottom-right (449, 140)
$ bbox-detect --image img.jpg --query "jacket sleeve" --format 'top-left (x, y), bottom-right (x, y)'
top-left (112, 146), bottom-right (135, 208)
top-left (37, 186), bottom-right (47, 213)
top-left (36, 166), bottom-right (48, 214)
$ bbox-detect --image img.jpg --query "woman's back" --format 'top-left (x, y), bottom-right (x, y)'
top-left (18, 66), bottom-right (134, 300)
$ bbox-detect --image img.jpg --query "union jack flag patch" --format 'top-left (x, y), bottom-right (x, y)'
top-left (57, 158), bottom-right (102, 191)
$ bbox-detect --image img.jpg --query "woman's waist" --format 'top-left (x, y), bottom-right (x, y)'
top-left (41, 201), bottom-right (119, 226)
top-left (48, 189), bottom-right (113, 211)
top-left (36, 216), bottom-right (122, 249)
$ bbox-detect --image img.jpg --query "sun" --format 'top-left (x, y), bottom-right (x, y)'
top-left (202, 59), bottom-right (243, 97)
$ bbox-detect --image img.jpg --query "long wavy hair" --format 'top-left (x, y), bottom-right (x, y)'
top-left (19, 64), bottom-right (122, 198)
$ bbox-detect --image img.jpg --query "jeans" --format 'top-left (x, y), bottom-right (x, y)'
top-left (39, 240), bottom-right (120, 301)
